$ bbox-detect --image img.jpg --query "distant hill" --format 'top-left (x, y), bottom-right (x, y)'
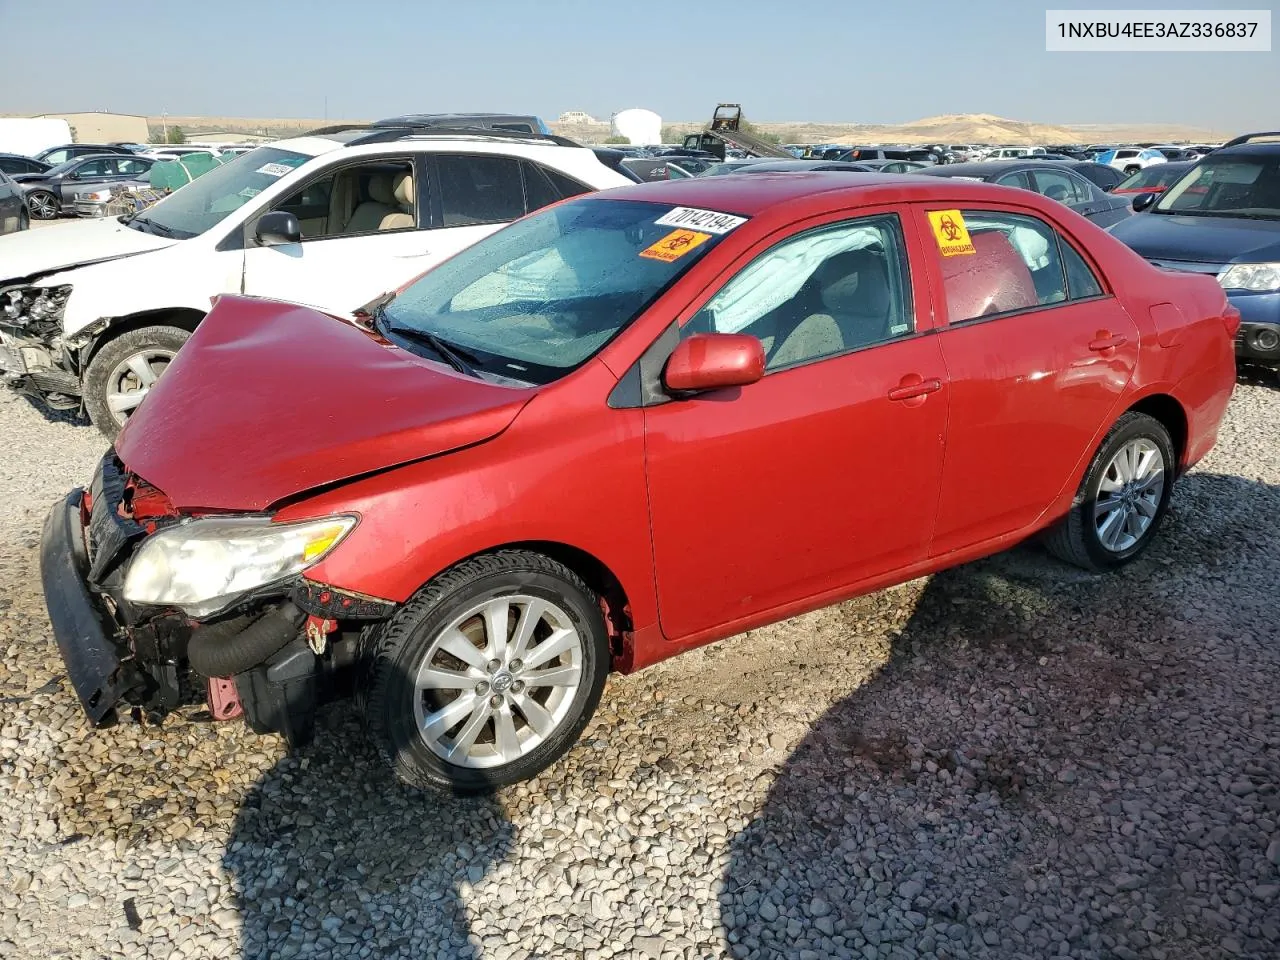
top-left (128, 112), bottom-right (1231, 147)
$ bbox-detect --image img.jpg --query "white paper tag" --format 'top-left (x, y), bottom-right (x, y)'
top-left (255, 162), bottom-right (295, 177)
top-left (654, 206), bottom-right (747, 235)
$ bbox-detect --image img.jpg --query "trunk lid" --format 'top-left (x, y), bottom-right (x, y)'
top-left (114, 296), bottom-right (535, 511)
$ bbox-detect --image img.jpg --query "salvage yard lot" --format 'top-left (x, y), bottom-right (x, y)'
top-left (1, 375), bottom-right (1278, 958)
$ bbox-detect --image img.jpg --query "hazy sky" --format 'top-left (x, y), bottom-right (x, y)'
top-left (0, 0), bottom-right (1275, 129)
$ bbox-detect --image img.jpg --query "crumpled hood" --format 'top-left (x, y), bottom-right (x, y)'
top-left (0, 216), bottom-right (175, 284)
top-left (114, 296), bottom-right (536, 512)
top-left (1109, 212), bottom-right (1280, 266)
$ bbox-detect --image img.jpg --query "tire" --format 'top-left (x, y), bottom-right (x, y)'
top-left (1043, 412), bottom-right (1175, 572)
top-left (1124, 165), bottom-right (1141, 176)
top-left (26, 191), bottom-right (58, 220)
top-left (358, 550), bottom-right (611, 793)
top-left (82, 325), bottom-right (190, 440)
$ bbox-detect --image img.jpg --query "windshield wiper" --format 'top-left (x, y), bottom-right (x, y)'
top-left (373, 306), bottom-right (482, 377)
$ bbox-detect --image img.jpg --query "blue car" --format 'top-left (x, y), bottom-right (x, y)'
top-left (1108, 132), bottom-right (1280, 368)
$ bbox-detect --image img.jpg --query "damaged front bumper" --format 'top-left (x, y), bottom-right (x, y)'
top-left (38, 453), bottom-right (396, 746)
top-left (0, 323), bottom-right (83, 408)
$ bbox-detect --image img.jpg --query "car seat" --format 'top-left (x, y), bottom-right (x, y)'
top-left (344, 174), bottom-right (398, 233)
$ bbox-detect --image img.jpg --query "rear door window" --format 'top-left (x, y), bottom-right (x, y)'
top-left (436, 155), bottom-right (525, 226)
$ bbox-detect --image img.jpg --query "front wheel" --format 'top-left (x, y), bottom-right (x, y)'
top-left (359, 550), bottom-right (611, 793)
top-left (26, 191), bottom-right (58, 220)
top-left (1043, 411), bottom-right (1175, 571)
top-left (82, 325), bottom-right (190, 440)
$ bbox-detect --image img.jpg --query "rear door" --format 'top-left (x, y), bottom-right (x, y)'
top-left (59, 157), bottom-right (115, 205)
top-left (911, 203), bottom-right (1140, 555)
top-left (643, 207), bottom-right (950, 640)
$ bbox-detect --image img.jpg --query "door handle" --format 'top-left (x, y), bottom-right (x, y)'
top-left (887, 376), bottom-right (943, 402)
top-left (1088, 333), bottom-right (1128, 352)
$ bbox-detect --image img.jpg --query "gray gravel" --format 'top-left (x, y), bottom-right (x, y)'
top-left (0, 380), bottom-right (1278, 959)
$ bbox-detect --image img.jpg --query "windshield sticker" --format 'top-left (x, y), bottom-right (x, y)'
top-left (654, 207), bottom-right (747, 234)
top-left (254, 162), bottom-right (296, 177)
top-left (927, 210), bottom-right (976, 257)
top-left (640, 229), bottom-right (713, 263)
top-left (238, 187), bottom-right (262, 199)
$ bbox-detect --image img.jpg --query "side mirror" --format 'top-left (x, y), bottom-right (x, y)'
top-left (1101, 183), bottom-right (1114, 192)
top-left (663, 333), bottom-right (765, 394)
top-left (256, 210), bottom-right (301, 246)
top-left (68, 171), bottom-right (81, 180)
top-left (1131, 192), bottom-right (1158, 213)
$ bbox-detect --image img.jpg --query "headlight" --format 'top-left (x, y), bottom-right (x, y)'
top-left (122, 515), bottom-right (356, 618)
top-left (1219, 263), bottom-right (1280, 292)
top-left (80, 189), bottom-right (113, 202)
top-left (0, 285), bottom-right (73, 326)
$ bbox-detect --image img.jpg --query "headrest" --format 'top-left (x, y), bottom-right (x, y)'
top-left (817, 250), bottom-right (890, 317)
top-left (367, 174), bottom-right (394, 205)
top-left (393, 171), bottom-right (414, 207)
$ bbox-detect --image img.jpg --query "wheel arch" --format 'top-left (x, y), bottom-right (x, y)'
top-left (79, 307), bottom-right (206, 367)
top-left (451, 539), bottom-right (634, 665)
top-left (1124, 392), bottom-right (1188, 471)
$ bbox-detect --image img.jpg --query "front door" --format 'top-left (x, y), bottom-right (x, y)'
top-left (241, 157), bottom-right (440, 313)
top-left (643, 212), bottom-right (950, 641)
top-left (913, 204), bottom-right (1141, 555)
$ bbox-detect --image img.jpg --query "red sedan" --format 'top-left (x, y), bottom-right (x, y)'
top-left (41, 174), bottom-right (1238, 791)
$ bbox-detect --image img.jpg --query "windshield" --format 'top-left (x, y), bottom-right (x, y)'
top-left (123, 147), bottom-right (311, 239)
top-left (1155, 155), bottom-right (1280, 219)
top-left (381, 198), bottom-right (736, 384)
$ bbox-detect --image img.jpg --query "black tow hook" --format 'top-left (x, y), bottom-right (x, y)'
top-left (187, 601), bottom-right (306, 678)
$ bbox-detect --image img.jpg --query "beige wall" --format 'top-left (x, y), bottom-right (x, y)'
top-left (36, 113), bottom-right (150, 143)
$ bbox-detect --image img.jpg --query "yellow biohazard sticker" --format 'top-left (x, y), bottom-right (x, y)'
top-left (639, 229), bottom-right (712, 263)
top-left (927, 209), bottom-right (977, 257)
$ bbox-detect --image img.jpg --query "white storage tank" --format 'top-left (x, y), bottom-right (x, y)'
top-left (611, 108), bottom-right (661, 145)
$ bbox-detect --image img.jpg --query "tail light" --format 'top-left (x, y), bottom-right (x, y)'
top-left (1222, 304), bottom-right (1241, 338)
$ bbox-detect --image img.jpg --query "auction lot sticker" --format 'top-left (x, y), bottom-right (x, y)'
top-left (927, 210), bottom-right (976, 257)
top-left (640, 229), bottom-right (713, 262)
top-left (654, 207), bottom-right (747, 234)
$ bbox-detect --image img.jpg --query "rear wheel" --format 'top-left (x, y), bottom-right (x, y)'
top-left (26, 191), bottom-right (57, 220)
top-left (1044, 412), bottom-right (1174, 571)
top-left (83, 325), bottom-right (190, 440)
top-left (359, 550), bottom-right (611, 793)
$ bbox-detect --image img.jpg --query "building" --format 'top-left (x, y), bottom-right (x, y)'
top-left (34, 112), bottom-right (149, 144)
top-left (558, 111), bottom-right (598, 124)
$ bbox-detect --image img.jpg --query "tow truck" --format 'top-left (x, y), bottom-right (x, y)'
top-left (681, 104), bottom-right (792, 161)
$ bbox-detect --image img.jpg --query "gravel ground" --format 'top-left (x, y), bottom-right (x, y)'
top-left (0, 380), bottom-right (1277, 960)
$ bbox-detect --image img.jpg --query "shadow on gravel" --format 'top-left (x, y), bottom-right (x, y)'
top-left (225, 693), bottom-right (513, 959)
top-left (721, 473), bottom-right (1280, 960)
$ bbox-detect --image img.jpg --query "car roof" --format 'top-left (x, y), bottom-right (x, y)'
top-left (588, 171), bottom-right (1037, 218)
top-left (1211, 141), bottom-right (1280, 159)
top-left (921, 161), bottom-right (1022, 178)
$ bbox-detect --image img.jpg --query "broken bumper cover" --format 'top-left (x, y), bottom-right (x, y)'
top-left (39, 489), bottom-right (131, 723)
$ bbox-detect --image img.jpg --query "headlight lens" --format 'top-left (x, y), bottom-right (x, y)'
top-left (122, 515), bottom-right (356, 618)
top-left (81, 189), bottom-right (113, 202)
top-left (0, 285), bottom-right (73, 325)
top-left (1219, 262), bottom-right (1280, 292)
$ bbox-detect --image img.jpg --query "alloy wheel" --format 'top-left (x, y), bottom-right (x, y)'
top-left (104, 349), bottom-right (176, 425)
top-left (413, 594), bottom-right (584, 769)
top-left (27, 192), bottom-right (57, 219)
top-left (1093, 437), bottom-right (1165, 553)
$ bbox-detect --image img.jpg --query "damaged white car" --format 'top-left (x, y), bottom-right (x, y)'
top-left (0, 125), bottom-right (634, 437)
